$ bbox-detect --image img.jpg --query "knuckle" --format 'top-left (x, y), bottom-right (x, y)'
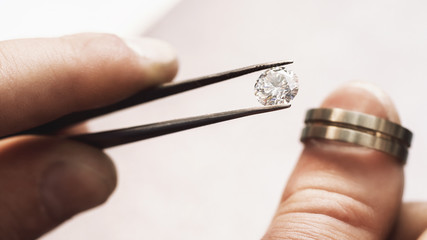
top-left (279, 188), bottom-right (376, 229)
top-left (264, 212), bottom-right (365, 240)
top-left (264, 187), bottom-right (377, 240)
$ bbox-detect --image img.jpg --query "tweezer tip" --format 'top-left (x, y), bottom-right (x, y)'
top-left (269, 104), bottom-right (291, 109)
top-left (258, 104), bottom-right (291, 112)
top-left (270, 60), bottom-right (293, 65)
top-left (254, 60), bottom-right (293, 70)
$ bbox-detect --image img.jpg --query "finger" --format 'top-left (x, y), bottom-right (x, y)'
top-left (55, 123), bottom-right (88, 135)
top-left (0, 136), bottom-right (116, 239)
top-left (263, 82), bottom-right (404, 240)
top-left (391, 202), bottom-right (427, 240)
top-left (419, 230), bottom-right (427, 240)
top-left (0, 33), bottom-right (178, 136)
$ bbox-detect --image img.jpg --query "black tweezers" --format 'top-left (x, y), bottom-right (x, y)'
top-left (16, 60), bottom-right (293, 148)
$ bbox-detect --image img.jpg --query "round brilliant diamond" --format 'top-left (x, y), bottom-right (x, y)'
top-left (254, 67), bottom-right (298, 106)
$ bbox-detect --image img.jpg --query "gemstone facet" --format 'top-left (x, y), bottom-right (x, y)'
top-left (254, 67), bottom-right (298, 106)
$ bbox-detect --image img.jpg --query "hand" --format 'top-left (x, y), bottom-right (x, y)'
top-left (262, 82), bottom-right (427, 240)
top-left (0, 33), bottom-right (177, 239)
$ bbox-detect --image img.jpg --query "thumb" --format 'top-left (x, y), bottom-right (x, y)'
top-left (263, 82), bottom-right (404, 240)
top-left (0, 136), bottom-right (116, 239)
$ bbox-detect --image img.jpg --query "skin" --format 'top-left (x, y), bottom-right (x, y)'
top-left (0, 33), bottom-right (178, 239)
top-left (263, 84), bottom-right (427, 240)
top-left (0, 33), bottom-right (425, 239)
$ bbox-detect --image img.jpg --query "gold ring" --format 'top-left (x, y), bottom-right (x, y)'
top-left (300, 108), bottom-right (413, 164)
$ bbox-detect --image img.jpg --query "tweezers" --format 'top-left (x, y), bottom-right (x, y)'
top-left (14, 60), bottom-right (293, 148)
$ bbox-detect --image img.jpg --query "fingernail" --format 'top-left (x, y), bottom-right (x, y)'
top-left (123, 37), bottom-right (178, 83)
top-left (41, 157), bottom-right (115, 221)
top-left (123, 37), bottom-right (177, 65)
top-left (321, 81), bottom-right (400, 123)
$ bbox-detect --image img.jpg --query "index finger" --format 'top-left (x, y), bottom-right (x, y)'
top-left (264, 82), bottom-right (404, 240)
top-left (0, 33), bottom-right (178, 136)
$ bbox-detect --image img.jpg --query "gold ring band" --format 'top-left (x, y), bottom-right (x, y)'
top-left (301, 108), bottom-right (413, 164)
top-left (304, 108), bottom-right (412, 147)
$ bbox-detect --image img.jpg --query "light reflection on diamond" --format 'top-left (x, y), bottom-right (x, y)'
top-left (254, 67), bottom-right (298, 105)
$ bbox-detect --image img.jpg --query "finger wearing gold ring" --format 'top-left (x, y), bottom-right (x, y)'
top-left (263, 82), bottom-right (408, 240)
top-left (301, 108), bottom-right (413, 164)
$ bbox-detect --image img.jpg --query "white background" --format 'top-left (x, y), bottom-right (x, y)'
top-left (0, 0), bottom-right (179, 39)
top-left (1, 1), bottom-right (426, 239)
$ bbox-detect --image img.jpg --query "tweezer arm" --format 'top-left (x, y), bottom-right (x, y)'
top-left (14, 60), bottom-right (292, 135)
top-left (69, 104), bottom-right (290, 149)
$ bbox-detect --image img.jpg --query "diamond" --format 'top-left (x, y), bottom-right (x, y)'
top-left (254, 67), bottom-right (298, 106)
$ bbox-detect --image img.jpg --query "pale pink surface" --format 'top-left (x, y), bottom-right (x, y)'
top-left (40, 0), bottom-right (426, 239)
